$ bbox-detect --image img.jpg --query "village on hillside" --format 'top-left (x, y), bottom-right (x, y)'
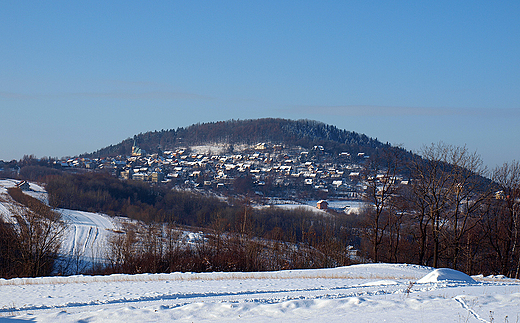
top-left (44, 141), bottom-right (412, 212)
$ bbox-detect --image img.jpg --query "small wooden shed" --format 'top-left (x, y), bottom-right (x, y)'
top-left (317, 200), bottom-right (328, 210)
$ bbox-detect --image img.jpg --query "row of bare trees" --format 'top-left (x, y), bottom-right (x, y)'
top-left (100, 221), bottom-right (342, 274)
top-left (0, 188), bottom-right (66, 278)
top-left (362, 142), bottom-right (520, 277)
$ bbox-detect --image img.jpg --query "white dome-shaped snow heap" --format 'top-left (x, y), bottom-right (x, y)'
top-left (417, 268), bottom-right (476, 284)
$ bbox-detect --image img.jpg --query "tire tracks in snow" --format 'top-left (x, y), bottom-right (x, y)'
top-left (0, 283), bottom-right (409, 315)
top-left (454, 295), bottom-right (489, 323)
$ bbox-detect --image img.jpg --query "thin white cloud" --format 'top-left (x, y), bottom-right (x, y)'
top-left (0, 91), bottom-right (40, 99)
top-left (71, 91), bottom-right (216, 101)
top-left (0, 91), bottom-right (215, 101)
top-left (285, 105), bottom-right (520, 117)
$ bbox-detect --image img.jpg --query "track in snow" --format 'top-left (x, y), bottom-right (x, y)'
top-left (1, 265), bottom-right (519, 322)
top-left (58, 209), bottom-right (117, 272)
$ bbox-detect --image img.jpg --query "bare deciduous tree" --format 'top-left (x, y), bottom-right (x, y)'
top-left (362, 148), bottom-right (403, 262)
top-left (409, 143), bottom-right (488, 268)
top-left (485, 161), bottom-right (520, 278)
top-left (6, 188), bottom-right (66, 277)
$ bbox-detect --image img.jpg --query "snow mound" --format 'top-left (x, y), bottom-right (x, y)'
top-left (417, 268), bottom-right (476, 284)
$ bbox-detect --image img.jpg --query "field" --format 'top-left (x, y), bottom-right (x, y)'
top-left (1, 264), bottom-right (519, 322)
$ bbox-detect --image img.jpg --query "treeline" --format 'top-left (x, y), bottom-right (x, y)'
top-left (359, 143), bottom-right (520, 278)
top-left (85, 118), bottom-right (391, 158)
top-left (1, 172), bottom-right (357, 277)
top-left (0, 156), bottom-right (64, 182)
top-left (46, 172), bottom-right (239, 225)
top-left (101, 223), bottom-right (340, 275)
top-left (45, 172), bottom-right (357, 242)
top-left (42, 172), bottom-right (358, 272)
top-left (0, 188), bottom-right (65, 278)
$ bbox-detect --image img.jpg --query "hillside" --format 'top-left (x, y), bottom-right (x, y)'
top-left (3, 119), bottom-right (511, 280)
top-left (0, 178), bottom-right (358, 277)
top-left (83, 118), bottom-right (391, 158)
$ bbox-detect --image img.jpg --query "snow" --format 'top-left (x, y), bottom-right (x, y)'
top-left (0, 180), bottom-right (118, 272)
top-left (0, 264), bottom-right (519, 322)
top-left (257, 203), bottom-right (328, 215)
top-left (190, 144), bottom-right (230, 155)
top-left (0, 200), bottom-right (12, 221)
top-left (0, 179), bottom-right (48, 203)
top-left (417, 268), bottom-right (476, 284)
top-left (259, 199), bottom-right (366, 215)
top-left (57, 209), bottom-right (118, 271)
top-left (0, 179), bottom-right (19, 193)
top-left (304, 200), bottom-right (365, 214)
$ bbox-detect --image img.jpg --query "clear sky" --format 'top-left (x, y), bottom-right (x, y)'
top-left (1, 1), bottom-right (519, 169)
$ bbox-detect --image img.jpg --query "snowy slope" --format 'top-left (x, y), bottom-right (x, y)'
top-left (0, 179), bottom-right (25, 223)
top-left (57, 209), bottom-right (117, 272)
top-left (0, 179), bottom-right (118, 273)
top-left (0, 264), bottom-right (519, 322)
top-left (0, 179), bottom-right (48, 203)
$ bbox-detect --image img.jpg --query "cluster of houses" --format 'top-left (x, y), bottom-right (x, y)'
top-left (56, 143), bottom-right (378, 201)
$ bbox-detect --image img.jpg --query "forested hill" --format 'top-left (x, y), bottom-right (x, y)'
top-left (84, 119), bottom-right (391, 158)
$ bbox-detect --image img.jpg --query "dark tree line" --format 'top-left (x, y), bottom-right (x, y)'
top-left (40, 172), bottom-right (358, 274)
top-left (101, 222), bottom-right (339, 275)
top-left (359, 143), bottom-right (520, 277)
top-left (44, 172), bottom-right (357, 245)
top-left (83, 118), bottom-right (392, 158)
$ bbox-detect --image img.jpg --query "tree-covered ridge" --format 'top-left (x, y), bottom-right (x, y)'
top-left (84, 119), bottom-right (389, 158)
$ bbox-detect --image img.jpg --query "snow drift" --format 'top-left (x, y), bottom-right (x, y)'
top-left (417, 268), bottom-right (476, 284)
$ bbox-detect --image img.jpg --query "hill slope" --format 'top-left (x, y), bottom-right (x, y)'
top-left (84, 118), bottom-right (390, 158)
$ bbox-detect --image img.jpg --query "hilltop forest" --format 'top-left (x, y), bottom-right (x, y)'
top-left (83, 118), bottom-right (390, 158)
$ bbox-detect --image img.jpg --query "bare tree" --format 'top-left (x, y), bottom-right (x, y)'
top-left (409, 142), bottom-right (488, 268)
top-left (107, 223), bottom-right (138, 273)
top-left (487, 161), bottom-right (520, 277)
top-left (362, 148), bottom-right (403, 262)
top-left (0, 217), bottom-right (21, 278)
top-left (443, 147), bottom-right (489, 270)
top-left (8, 201), bottom-right (66, 277)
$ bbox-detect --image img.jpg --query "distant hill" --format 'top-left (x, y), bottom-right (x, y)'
top-left (83, 118), bottom-right (392, 158)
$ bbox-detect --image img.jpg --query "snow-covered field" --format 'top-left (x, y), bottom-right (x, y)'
top-left (259, 199), bottom-right (365, 215)
top-left (1, 264), bottom-right (519, 322)
top-left (256, 202), bottom-right (329, 215)
top-left (57, 209), bottom-right (117, 271)
top-left (304, 199), bottom-right (365, 214)
top-left (0, 179), bottom-right (48, 204)
top-left (1, 180), bottom-right (520, 322)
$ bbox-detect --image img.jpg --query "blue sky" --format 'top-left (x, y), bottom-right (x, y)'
top-left (1, 1), bottom-right (519, 169)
